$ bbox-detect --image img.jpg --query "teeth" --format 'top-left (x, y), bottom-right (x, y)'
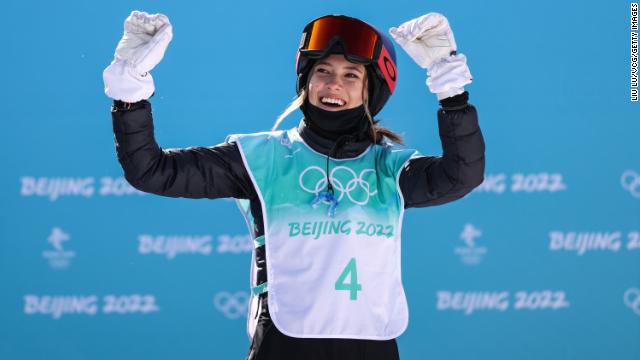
top-left (321, 97), bottom-right (345, 106)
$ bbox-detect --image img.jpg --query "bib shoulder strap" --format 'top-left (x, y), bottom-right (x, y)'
top-left (375, 143), bottom-right (420, 178)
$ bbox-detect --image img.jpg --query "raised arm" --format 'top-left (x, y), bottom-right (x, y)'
top-left (399, 92), bottom-right (484, 208)
top-left (390, 13), bottom-right (485, 208)
top-left (103, 12), bottom-right (254, 199)
top-left (111, 100), bottom-right (254, 199)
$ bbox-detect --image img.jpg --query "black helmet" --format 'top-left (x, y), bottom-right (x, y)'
top-left (295, 15), bottom-right (398, 116)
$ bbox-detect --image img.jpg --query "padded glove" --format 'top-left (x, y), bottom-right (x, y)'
top-left (389, 13), bottom-right (472, 100)
top-left (103, 11), bottom-right (173, 102)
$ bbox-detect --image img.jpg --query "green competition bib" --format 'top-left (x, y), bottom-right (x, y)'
top-left (229, 128), bottom-right (418, 340)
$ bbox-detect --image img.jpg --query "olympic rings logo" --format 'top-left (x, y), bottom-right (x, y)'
top-left (299, 166), bottom-right (377, 206)
top-left (621, 170), bottom-right (640, 198)
top-left (213, 291), bottom-right (249, 319)
top-left (624, 288), bottom-right (640, 316)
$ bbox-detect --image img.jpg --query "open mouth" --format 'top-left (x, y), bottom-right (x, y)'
top-left (320, 96), bottom-right (346, 108)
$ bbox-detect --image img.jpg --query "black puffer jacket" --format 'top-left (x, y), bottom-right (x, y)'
top-left (110, 91), bottom-right (485, 357)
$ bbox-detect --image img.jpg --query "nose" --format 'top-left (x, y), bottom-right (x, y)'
top-left (326, 74), bottom-right (343, 89)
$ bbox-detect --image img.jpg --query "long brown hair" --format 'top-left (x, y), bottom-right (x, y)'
top-left (272, 64), bottom-right (404, 145)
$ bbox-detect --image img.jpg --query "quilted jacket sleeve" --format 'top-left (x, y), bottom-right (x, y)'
top-left (399, 92), bottom-right (485, 208)
top-left (110, 100), bottom-right (255, 200)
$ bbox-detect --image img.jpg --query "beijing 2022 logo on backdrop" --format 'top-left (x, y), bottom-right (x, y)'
top-left (42, 227), bottom-right (75, 269)
top-left (624, 288), bottom-right (640, 316)
top-left (213, 291), bottom-right (249, 319)
top-left (299, 166), bottom-right (377, 205)
top-left (621, 170), bottom-right (640, 198)
top-left (454, 223), bottom-right (487, 265)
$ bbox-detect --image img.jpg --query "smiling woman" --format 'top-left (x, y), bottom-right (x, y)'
top-left (308, 55), bottom-right (365, 110)
top-left (272, 54), bottom-right (403, 145)
top-left (103, 11), bottom-right (484, 360)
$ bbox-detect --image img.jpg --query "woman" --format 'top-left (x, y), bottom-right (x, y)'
top-left (104, 11), bottom-right (485, 360)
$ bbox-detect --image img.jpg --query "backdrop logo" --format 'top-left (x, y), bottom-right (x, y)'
top-left (42, 227), bottom-right (75, 269)
top-left (624, 288), bottom-right (640, 315)
top-left (299, 166), bottom-right (377, 205)
top-left (24, 294), bottom-right (159, 319)
top-left (21, 177), bottom-right (94, 201)
top-left (217, 234), bottom-right (252, 254)
top-left (24, 295), bottom-right (97, 319)
top-left (621, 170), bottom-right (640, 198)
top-left (436, 290), bottom-right (570, 314)
top-left (138, 234), bottom-right (252, 258)
top-left (549, 231), bottom-right (624, 255)
top-left (213, 291), bottom-right (249, 319)
top-left (472, 172), bottom-right (567, 194)
top-left (138, 234), bottom-right (213, 259)
top-left (454, 224), bottom-right (487, 265)
top-left (20, 176), bottom-right (144, 201)
top-left (437, 291), bottom-right (509, 314)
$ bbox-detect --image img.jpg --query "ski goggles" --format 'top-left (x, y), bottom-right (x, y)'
top-left (298, 15), bottom-right (397, 92)
top-left (299, 16), bottom-right (379, 62)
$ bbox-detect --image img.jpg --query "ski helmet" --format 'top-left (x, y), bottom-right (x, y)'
top-left (295, 15), bottom-right (397, 116)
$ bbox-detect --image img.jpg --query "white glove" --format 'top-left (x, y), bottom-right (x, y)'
top-left (389, 13), bottom-right (472, 99)
top-left (426, 53), bottom-right (472, 100)
top-left (103, 11), bottom-right (173, 103)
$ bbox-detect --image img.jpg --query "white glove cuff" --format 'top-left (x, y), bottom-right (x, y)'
top-left (103, 58), bottom-right (155, 103)
top-left (426, 53), bottom-right (472, 99)
top-left (436, 87), bottom-right (466, 100)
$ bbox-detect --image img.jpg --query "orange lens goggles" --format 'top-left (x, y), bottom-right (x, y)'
top-left (301, 16), bottom-right (380, 62)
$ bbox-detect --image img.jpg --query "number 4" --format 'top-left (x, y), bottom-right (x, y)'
top-left (335, 258), bottom-right (362, 300)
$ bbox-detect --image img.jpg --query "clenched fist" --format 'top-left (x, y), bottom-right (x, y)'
top-left (389, 13), bottom-right (472, 100)
top-left (389, 13), bottom-right (457, 70)
top-left (103, 11), bottom-right (173, 103)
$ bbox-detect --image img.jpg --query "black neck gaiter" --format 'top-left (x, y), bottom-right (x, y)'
top-left (300, 98), bottom-right (369, 141)
top-left (299, 98), bottom-right (372, 217)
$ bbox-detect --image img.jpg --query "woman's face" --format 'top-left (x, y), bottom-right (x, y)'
top-left (307, 54), bottom-right (366, 111)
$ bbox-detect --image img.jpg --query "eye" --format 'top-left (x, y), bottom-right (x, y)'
top-left (316, 67), bottom-right (330, 74)
top-left (345, 73), bottom-right (360, 79)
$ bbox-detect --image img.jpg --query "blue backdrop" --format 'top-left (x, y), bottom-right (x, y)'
top-left (1, 0), bottom-right (639, 359)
